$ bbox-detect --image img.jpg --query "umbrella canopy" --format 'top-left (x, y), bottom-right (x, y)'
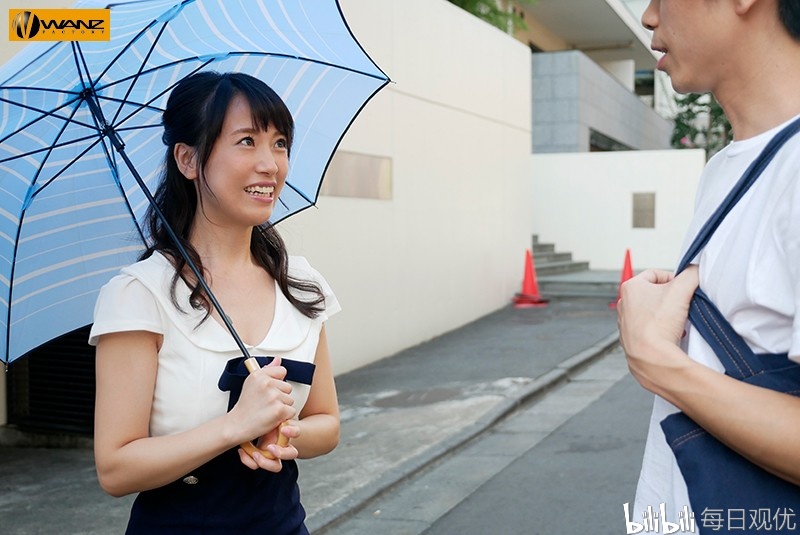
top-left (0, 0), bottom-right (389, 364)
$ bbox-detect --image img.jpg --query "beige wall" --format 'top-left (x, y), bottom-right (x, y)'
top-left (530, 149), bottom-right (706, 271)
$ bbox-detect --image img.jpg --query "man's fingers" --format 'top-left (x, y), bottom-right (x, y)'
top-left (671, 264), bottom-right (700, 298)
top-left (638, 268), bottom-right (675, 285)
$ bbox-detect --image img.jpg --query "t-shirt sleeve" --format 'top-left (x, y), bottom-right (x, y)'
top-left (88, 273), bottom-right (164, 346)
top-left (784, 167), bottom-right (800, 360)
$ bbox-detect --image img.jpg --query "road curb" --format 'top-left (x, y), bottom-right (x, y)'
top-left (307, 331), bottom-right (620, 533)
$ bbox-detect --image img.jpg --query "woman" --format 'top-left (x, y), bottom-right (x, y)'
top-left (90, 71), bottom-right (340, 533)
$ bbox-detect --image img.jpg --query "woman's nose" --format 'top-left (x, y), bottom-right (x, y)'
top-left (256, 149), bottom-right (279, 174)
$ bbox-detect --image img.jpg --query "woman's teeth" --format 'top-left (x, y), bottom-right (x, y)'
top-left (244, 185), bottom-right (274, 197)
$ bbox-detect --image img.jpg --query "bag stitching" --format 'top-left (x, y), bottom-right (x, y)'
top-left (695, 300), bottom-right (749, 377)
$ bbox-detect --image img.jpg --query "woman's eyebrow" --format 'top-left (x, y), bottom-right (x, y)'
top-left (229, 126), bottom-right (259, 135)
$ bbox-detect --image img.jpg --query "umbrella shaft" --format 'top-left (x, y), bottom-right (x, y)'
top-left (83, 93), bottom-right (252, 359)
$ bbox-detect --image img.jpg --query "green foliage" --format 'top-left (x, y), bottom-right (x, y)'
top-left (671, 93), bottom-right (732, 160)
top-left (448, 0), bottom-right (537, 32)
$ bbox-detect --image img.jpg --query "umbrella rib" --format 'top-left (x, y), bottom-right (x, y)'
top-left (75, 94), bottom-right (150, 249)
top-left (23, 97), bottom-right (97, 206)
top-left (71, 42), bottom-right (95, 99)
top-left (95, 5), bottom-right (169, 85)
top-left (94, 52), bottom-right (389, 98)
top-left (0, 96), bottom-right (97, 145)
top-left (0, 131), bottom-right (110, 165)
top-left (93, 139), bottom-right (149, 249)
top-left (281, 181), bottom-right (314, 206)
top-left (95, 94), bottom-right (165, 116)
top-left (99, 60), bottom-right (214, 132)
top-left (109, 19), bottom-right (171, 127)
top-left (1, 86), bottom-right (83, 97)
top-left (26, 136), bottom-right (106, 205)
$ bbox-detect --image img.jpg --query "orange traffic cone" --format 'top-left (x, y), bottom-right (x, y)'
top-left (609, 249), bottom-right (634, 309)
top-left (513, 249), bottom-right (549, 308)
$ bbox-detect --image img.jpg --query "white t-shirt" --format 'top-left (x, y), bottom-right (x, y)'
top-left (634, 115), bottom-right (800, 525)
top-left (89, 252), bottom-right (340, 438)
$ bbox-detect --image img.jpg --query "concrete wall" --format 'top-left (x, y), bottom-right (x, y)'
top-left (530, 149), bottom-right (706, 270)
top-left (280, 0), bottom-right (534, 374)
top-left (532, 50), bottom-right (673, 153)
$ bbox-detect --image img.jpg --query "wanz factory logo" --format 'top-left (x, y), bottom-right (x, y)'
top-left (8, 9), bottom-right (110, 41)
top-left (12, 11), bottom-right (40, 39)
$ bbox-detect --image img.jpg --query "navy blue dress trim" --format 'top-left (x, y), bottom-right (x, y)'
top-left (219, 356), bottom-right (316, 411)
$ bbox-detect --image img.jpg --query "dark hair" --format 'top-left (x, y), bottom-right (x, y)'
top-left (779, 0), bottom-right (800, 41)
top-left (142, 71), bottom-right (324, 319)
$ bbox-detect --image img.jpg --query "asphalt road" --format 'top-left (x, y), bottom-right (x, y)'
top-left (323, 348), bottom-right (653, 535)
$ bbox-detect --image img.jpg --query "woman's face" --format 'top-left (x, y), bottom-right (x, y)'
top-left (193, 94), bottom-right (289, 229)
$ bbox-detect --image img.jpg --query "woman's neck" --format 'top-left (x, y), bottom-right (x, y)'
top-left (188, 221), bottom-right (255, 275)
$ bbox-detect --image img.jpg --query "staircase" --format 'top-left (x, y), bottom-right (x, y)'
top-left (531, 235), bottom-right (620, 298)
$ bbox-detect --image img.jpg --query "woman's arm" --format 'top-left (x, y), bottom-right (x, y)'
top-left (94, 330), bottom-right (297, 497)
top-left (293, 326), bottom-right (340, 458)
top-left (618, 266), bottom-right (800, 485)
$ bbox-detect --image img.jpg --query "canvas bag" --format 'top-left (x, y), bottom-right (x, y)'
top-left (660, 116), bottom-right (800, 527)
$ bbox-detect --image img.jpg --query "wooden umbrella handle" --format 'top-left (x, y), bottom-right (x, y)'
top-left (240, 422), bottom-right (290, 460)
top-left (239, 357), bottom-right (290, 460)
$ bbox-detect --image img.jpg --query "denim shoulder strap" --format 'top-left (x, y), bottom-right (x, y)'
top-left (677, 116), bottom-right (800, 274)
top-left (674, 116), bottom-right (800, 377)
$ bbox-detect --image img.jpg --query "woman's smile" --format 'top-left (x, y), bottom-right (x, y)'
top-left (244, 184), bottom-right (276, 202)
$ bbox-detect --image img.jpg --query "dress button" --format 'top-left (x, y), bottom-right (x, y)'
top-left (182, 475), bottom-right (199, 485)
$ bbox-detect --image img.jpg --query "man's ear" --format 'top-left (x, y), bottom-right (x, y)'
top-left (173, 143), bottom-right (198, 180)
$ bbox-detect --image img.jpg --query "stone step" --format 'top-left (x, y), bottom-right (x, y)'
top-left (530, 234), bottom-right (587, 276)
top-left (537, 270), bottom-right (622, 299)
top-left (531, 251), bottom-right (572, 264)
top-left (532, 242), bottom-right (555, 255)
top-left (534, 260), bottom-right (590, 276)
top-left (529, 235), bottom-right (620, 295)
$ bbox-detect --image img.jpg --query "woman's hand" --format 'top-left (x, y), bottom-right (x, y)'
top-left (225, 357), bottom-right (297, 465)
top-left (617, 265), bottom-right (699, 395)
top-left (237, 420), bottom-right (301, 472)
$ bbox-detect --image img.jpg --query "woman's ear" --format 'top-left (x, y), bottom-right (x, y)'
top-left (173, 143), bottom-right (198, 180)
top-left (733, 0), bottom-right (759, 16)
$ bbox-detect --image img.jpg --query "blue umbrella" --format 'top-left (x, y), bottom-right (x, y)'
top-left (0, 0), bottom-right (389, 365)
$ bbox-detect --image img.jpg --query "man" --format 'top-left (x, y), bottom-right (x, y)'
top-left (617, 0), bottom-right (800, 526)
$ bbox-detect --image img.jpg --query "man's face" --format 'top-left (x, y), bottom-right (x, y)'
top-left (642, 0), bottom-right (740, 95)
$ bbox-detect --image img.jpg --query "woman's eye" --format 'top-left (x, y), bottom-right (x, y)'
top-left (275, 138), bottom-right (288, 149)
top-left (239, 136), bottom-right (255, 146)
